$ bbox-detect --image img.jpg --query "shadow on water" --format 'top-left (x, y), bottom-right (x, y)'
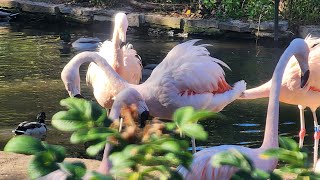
top-left (0, 21), bottom-right (316, 160)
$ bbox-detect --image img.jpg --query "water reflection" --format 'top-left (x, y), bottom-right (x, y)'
top-left (0, 21), bottom-right (315, 158)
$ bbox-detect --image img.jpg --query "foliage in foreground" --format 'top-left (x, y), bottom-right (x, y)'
top-left (4, 98), bottom-right (216, 179)
top-left (5, 98), bottom-right (320, 179)
top-left (212, 136), bottom-right (320, 180)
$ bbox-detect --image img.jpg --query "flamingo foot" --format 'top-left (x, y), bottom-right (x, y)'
top-left (299, 128), bottom-right (306, 148)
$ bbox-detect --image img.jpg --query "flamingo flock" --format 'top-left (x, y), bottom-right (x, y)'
top-left (59, 12), bottom-right (320, 179)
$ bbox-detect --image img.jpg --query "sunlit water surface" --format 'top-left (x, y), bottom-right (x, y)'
top-left (0, 21), bottom-right (316, 159)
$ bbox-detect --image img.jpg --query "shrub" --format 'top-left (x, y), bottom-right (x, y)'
top-left (4, 98), bottom-right (215, 179)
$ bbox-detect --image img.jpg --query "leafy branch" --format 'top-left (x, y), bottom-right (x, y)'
top-left (4, 98), bottom-right (215, 179)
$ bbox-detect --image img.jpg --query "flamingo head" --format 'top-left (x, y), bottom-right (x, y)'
top-left (291, 38), bottom-right (311, 88)
top-left (61, 66), bottom-right (82, 98)
top-left (110, 88), bottom-right (150, 128)
top-left (114, 12), bottom-right (128, 48)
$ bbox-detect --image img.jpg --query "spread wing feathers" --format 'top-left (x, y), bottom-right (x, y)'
top-left (172, 56), bottom-right (228, 94)
top-left (123, 47), bottom-right (143, 70)
top-left (156, 56), bottom-right (236, 112)
top-left (159, 39), bottom-right (231, 70)
top-left (150, 40), bottom-right (231, 82)
top-left (122, 47), bottom-right (143, 84)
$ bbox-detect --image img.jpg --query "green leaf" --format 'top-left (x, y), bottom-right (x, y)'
top-left (88, 171), bottom-right (113, 180)
top-left (86, 141), bottom-right (107, 156)
top-left (160, 140), bottom-right (181, 152)
top-left (165, 122), bottom-right (177, 130)
top-left (58, 162), bottom-right (86, 179)
top-left (173, 106), bottom-right (195, 125)
top-left (279, 136), bottom-right (299, 151)
top-left (28, 151), bottom-right (60, 179)
top-left (70, 128), bottom-right (114, 144)
top-left (43, 143), bottom-right (66, 163)
top-left (4, 136), bottom-right (45, 155)
top-left (52, 111), bottom-right (87, 131)
top-left (188, 110), bottom-right (217, 123)
top-left (263, 148), bottom-right (306, 166)
top-left (60, 98), bottom-right (92, 116)
top-left (231, 170), bottom-right (254, 180)
top-left (53, 98), bottom-right (112, 131)
top-left (181, 124), bottom-right (208, 140)
top-left (251, 169), bottom-right (271, 179)
top-left (211, 149), bottom-right (253, 172)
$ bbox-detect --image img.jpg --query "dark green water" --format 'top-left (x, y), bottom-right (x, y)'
top-left (0, 21), bottom-right (316, 158)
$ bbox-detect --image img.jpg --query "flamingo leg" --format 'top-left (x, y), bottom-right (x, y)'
top-left (312, 110), bottom-right (320, 168)
top-left (298, 105), bottom-right (306, 148)
top-left (191, 137), bottom-right (196, 154)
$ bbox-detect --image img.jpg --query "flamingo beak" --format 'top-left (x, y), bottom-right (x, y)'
top-left (301, 70), bottom-right (310, 88)
top-left (138, 111), bottom-right (149, 128)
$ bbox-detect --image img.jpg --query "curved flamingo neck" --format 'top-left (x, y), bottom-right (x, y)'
top-left (72, 51), bottom-right (127, 87)
top-left (261, 42), bottom-right (303, 149)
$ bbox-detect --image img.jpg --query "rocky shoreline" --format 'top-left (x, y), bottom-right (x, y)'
top-left (2, 0), bottom-right (318, 39)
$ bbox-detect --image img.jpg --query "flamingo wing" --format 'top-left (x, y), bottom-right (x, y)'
top-left (122, 46), bottom-right (143, 84)
top-left (154, 39), bottom-right (230, 71)
top-left (147, 40), bottom-right (246, 114)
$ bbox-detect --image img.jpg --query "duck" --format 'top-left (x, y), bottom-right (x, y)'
top-left (12, 112), bottom-right (47, 140)
top-left (59, 31), bottom-right (101, 52)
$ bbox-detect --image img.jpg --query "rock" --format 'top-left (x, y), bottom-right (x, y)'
top-left (57, 5), bottom-right (72, 14)
top-left (127, 13), bottom-right (142, 27)
top-left (184, 18), bottom-right (219, 29)
top-left (250, 20), bottom-right (288, 32)
top-left (145, 14), bottom-right (182, 29)
top-left (93, 15), bottom-right (112, 22)
top-left (183, 18), bottom-right (222, 35)
top-left (218, 20), bottom-right (250, 32)
top-left (0, 0), bottom-right (20, 8)
top-left (19, 1), bottom-right (60, 14)
top-left (299, 25), bottom-right (320, 38)
top-left (253, 30), bottom-right (293, 38)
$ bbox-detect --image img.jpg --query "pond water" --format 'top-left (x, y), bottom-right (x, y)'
top-left (0, 21), bottom-right (316, 159)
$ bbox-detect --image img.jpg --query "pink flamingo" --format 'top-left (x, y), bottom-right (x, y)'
top-left (84, 12), bottom-right (142, 105)
top-left (62, 39), bottom-right (246, 122)
top-left (177, 38), bottom-right (311, 179)
top-left (240, 35), bottom-right (320, 166)
top-left (107, 39), bottom-right (246, 121)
